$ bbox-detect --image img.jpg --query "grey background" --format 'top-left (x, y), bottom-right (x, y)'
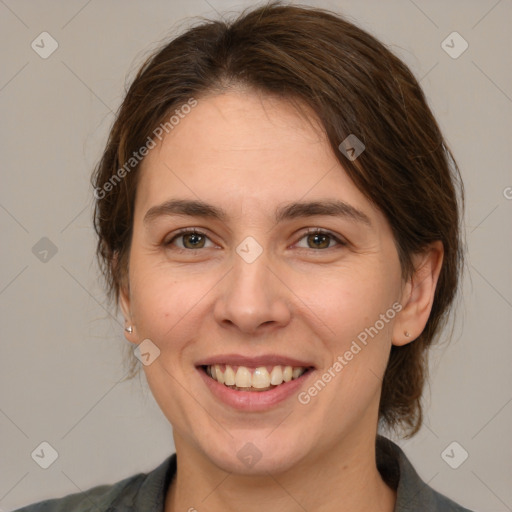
top-left (1, 1), bottom-right (511, 511)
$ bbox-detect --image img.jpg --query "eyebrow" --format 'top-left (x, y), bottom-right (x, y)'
top-left (143, 198), bottom-right (372, 227)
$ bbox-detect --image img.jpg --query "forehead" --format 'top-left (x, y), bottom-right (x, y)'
top-left (135, 90), bottom-right (379, 223)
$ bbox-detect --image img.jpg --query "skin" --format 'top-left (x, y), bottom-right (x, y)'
top-left (120, 89), bottom-right (443, 512)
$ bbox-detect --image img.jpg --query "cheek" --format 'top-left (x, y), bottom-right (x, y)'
top-left (315, 271), bottom-right (398, 396)
top-left (128, 259), bottom-right (218, 343)
top-left (310, 263), bottom-right (399, 343)
top-left (128, 259), bottom-right (179, 332)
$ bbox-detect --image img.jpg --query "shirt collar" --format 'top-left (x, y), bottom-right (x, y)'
top-left (376, 434), bottom-right (438, 510)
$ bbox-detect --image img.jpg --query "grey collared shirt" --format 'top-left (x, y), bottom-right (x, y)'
top-left (12, 436), bottom-right (476, 511)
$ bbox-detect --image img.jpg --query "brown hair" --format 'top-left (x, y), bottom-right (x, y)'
top-left (91, 1), bottom-right (464, 438)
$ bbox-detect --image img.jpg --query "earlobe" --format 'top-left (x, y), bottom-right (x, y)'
top-left (119, 286), bottom-right (137, 344)
top-left (392, 241), bottom-right (444, 346)
top-left (116, 254), bottom-right (136, 344)
top-left (113, 250), bottom-right (134, 340)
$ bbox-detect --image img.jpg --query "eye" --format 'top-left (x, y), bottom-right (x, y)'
top-left (165, 229), bottom-right (215, 250)
top-left (295, 228), bottom-right (346, 250)
top-left (164, 228), bottom-right (346, 252)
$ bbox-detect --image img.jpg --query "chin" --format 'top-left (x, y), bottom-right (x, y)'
top-left (200, 431), bottom-right (310, 476)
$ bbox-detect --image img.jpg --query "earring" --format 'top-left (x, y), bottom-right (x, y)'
top-left (404, 331), bottom-right (410, 338)
top-left (125, 326), bottom-right (133, 333)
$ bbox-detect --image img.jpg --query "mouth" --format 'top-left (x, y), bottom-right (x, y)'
top-left (195, 354), bottom-right (316, 410)
top-left (200, 364), bottom-right (313, 392)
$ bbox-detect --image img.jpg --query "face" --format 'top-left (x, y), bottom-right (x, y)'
top-left (121, 90), bottom-right (410, 474)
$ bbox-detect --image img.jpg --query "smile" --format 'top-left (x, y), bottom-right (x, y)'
top-left (195, 354), bottom-right (316, 410)
top-left (203, 364), bottom-right (309, 391)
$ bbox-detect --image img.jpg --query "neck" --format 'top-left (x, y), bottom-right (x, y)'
top-left (164, 429), bottom-right (396, 512)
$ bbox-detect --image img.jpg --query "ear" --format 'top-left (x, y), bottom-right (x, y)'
top-left (114, 252), bottom-right (137, 345)
top-left (392, 241), bottom-right (444, 346)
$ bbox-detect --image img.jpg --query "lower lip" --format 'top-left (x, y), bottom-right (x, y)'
top-left (197, 367), bottom-right (314, 411)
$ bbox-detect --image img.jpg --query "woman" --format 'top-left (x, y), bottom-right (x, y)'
top-left (15, 2), bottom-right (473, 511)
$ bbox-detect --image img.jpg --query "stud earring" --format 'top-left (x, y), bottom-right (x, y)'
top-left (125, 326), bottom-right (134, 333)
top-left (404, 331), bottom-right (410, 338)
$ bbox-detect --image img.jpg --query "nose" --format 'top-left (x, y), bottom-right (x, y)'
top-left (213, 249), bottom-right (292, 335)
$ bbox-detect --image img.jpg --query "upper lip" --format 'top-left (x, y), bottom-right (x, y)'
top-left (196, 354), bottom-right (315, 368)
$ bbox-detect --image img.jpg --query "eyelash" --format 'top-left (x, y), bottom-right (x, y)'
top-left (164, 228), bottom-right (346, 251)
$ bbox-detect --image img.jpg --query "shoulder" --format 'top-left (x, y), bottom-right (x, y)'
top-left (11, 454), bottom-right (176, 512)
top-left (430, 489), bottom-right (476, 512)
top-left (11, 475), bottom-right (144, 512)
top-left (11, 473), bottom-right (146, 512)
top-left (376, 435), bottom-right (478, 512)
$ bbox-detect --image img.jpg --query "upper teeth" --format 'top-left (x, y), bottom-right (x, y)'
top-left (206, 364), bottom-right (307, 389)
